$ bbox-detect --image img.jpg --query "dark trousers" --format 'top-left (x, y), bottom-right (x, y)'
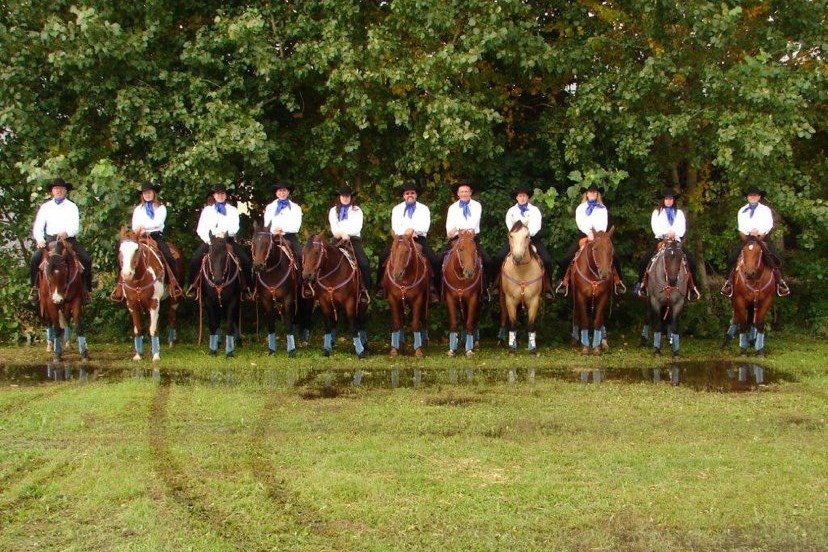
top-left (283, 233), bottom-right (303, 266)
top-left (337, 237), bottom-right (371, 289)
top-left (559, 239), bottom-right (621, 279)
top-left (30, 237), bottom-right (93, 291)
top-left (494, 237), bottom-right (554, 278)
top-left (188, 240), bottom-right (252, 289)
top-left (148, 232), bottom-right (179, 282)
top-left (637, 239), bottom-right (699, 284)
top-left (378, 236), bottom-right (441, 289)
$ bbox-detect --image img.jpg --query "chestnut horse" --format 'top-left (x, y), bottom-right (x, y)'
top-left (442, 229), bottom-right (483, 357)
top-left (301, 233), bottom-right (367, 358)
top-left (730, 234), bottom-right (778, 356)
top-left (382, 234), bottom-right (431, 357)
top-left (36, 239), bottom-right (89, 361)
top-left (569, 228), bottom-right (616, 355)
top-left (251, 223), bottom-right (305, 357)
top-left (193, 232), bottom-right (242, 357)
top-left (116, 231), bottom-right (183, 361)
top-left (498, 222), bottom-right (544, 355)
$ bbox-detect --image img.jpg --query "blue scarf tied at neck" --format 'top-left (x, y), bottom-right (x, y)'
top-left (742, 203), bottom-right (758, 218)
top-left (404, 203), bottom-right (416, 218)
top-left (339, 205), bottom-right (349, 220)
top-left (585, 200), bottom-right (604, 216)
top-left (518, 203), bottom-right (529, 216)
top-left (215, 202), bottom-right (226, 216)
top-left (665, 206), bottom-right (675, 226)
top-left (275, 199), bottom-right (291, 216)
top-left (144, 201), bottom-right (155, 219)
top-left (54, 197), bottom-right (65, 205)
top-left (459, 200), bottom-right (471, 219)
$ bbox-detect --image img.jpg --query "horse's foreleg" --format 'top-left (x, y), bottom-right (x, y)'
top-left (224, 298), bottom-right (239, 358)
top-left (591, 293), bottom-right (610, 354)
top-left (262, 297), bottom-right (277, 354)
top-left (669, 298), bottom-right (684, 357)
top-left (389, 297), bottom-right (403, 355)
top-left (129, 303), bottom-right (144, 361)
top-left (525, 296), bottom-right (540, 353)
top-left (732, 297), bottom-right (750, 354)
top-left (71, 301), bottom-right (88, 361)
top-left (148, 297), bottom-right (162, 361)
top-left (463, 296), bottom-right (479, 355)
top-left (574, 292), bottom-right (590, 351)
top-left (446, 295), bottom-right (459, 355)
top-left (206, 302), bottom-right (220, 356)
top-left (753, 298), bottom-right (773, 355)
top-left (345, 297), bottom-right (365, 358)
top-left (498, 288), bottom-right (508, 347)
top-left (505, 297), bottom-right (519, 352)
top-left (410, 296), bottom-right (426, 357)
top-left (283, 295), bottom-right (296, 356)
top-left (321, 304), bottom-right (335, 357)
top-left (167, 297), bottom-right (178, 347)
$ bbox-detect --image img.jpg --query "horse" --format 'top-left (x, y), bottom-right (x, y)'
top-left (568, 228), bottom-right (617, 355)
top-left (116, 230), bottom-right (183, 361)
top-left (498, 222), bottom-right (544, 355)
top-left (382, 233), bottom-right (431, 357)
top-left (729, 234), bottom-right (778, 356)
top-left (442, 229), bottom-right (483, 357)
top-left (193, 231), bottom-right (242, 357)
top-left (301, 232), bottom-right (367, 358)
top-left (251, 222), bottom-right (305, 357)
top-left (643, 239), bottom-right (692, 357)
top-left (36, 239), bottom-right (89, 361)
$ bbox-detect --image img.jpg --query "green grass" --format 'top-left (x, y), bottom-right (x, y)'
top-left (1, 336), bottom-right (827, 551)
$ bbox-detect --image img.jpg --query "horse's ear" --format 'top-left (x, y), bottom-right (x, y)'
top-left (119, 226), bottom-right (127, 239)
top-left (739, 232), bottom-right (748, 242)
top-left (208, 230), bottom-right (214, 241)
top-left (607, 226), bottom-right (615, 238)
top-left (253, 221), bottom-right (260, 233)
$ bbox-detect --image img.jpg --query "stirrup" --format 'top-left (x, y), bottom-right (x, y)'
top-left (776, 280), bottom-right (790, 297)
top-left (359, 288), bottom-right (371, 305)
top-left (555, 280), bottom-right (569, 296)
top-left (720, 280), bottom-right (733, 297)
top-left (613, 280), bottom-right (627, 295)
top-left (688, 287), bottom-right (701, 302)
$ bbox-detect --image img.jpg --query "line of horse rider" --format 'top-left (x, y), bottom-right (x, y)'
top-left (30, 176), bottom-right (790, 360)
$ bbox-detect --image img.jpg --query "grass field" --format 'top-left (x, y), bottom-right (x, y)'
top-left (1, 335), bottom-right (827, 551)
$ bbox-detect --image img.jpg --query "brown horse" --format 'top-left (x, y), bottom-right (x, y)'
top-left (301, 232), bottom-right (367, 358)
top-left (382, 234), bottom-right (431, 357)
top-left (251, 222), bottom-right (301, 357)
top-left (442, 229), bottom-right (483, 357)
top-left (569, 228), bottom-right (617, 355)
top-left (116, 230), bottom-right (183, 361)
top-left (36, 239), bottom-right (88, 361)
top-left (498, 222), bottom-right (544, 355)
top-left (730, 234), bottom-right (778, 356)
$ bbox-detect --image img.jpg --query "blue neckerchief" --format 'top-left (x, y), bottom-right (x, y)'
top-left (742, 203), bottom-right (758, 218)
top-left (339, 205), bottom-right (349, 221)
top-left (518, 203), bottom-right (529, 216)
top-left (665, 206), bottom-right (675, 226)
top-left (459, 200), bottom-right (471, 219)
top-left (54, 197), bottom-right (65, 205)
top-left (404, 202), bottom-right (416, 219)
top-left (585, 200), bottom-right (604, 216)
top-left (275, 199), bottom-right (291, 216)
top-left (144, 201), bottom-right (155, 219)
top-left (215, 202), bottom-right (226, 216)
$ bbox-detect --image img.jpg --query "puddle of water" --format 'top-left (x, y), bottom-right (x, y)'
top-left (0, 361), bottom-right (789, 393)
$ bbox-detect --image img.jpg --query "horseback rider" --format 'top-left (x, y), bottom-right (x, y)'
top-left (112, 182), bottom-right (183, 301)
top-left (633, 187), bottom-right (701, 300)
top-left (186, 184), bottom-right (252, 297)
top-left (376, 181), bottom-right (441, 300)
top-left (556, 183), bottom-right (623, 295)
top-left (328, 184), bottom-right (371, 303)
top-left (721, 186), bottom-right (790, 297)
top-left (264, 181), bottom-right (303, 266)
top-left (440, 178), bottom-right (494, 292)
top-left (29, 177), bottom-right (93, 305)
top-left (492, 185), bottom-right (555, 302)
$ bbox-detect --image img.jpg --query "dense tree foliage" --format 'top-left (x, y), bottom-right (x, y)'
top-left (1, 0), bottom-right (825, 339)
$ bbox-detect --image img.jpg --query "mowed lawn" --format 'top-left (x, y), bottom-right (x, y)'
top-left (1, 337), bottom-right (827, 551)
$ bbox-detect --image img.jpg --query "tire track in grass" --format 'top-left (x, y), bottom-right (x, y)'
top-left (149, 381), bottom-right (264, 550)
top-left (0, 384), bottom-right (68, 417)
top-left (0, 457), bottom-right (72, 533)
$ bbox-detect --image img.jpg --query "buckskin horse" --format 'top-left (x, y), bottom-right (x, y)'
top-left (36, 239), bottom-right (89, 361)
top-left (729, 234), bottom-right (780, 356)
top-left (442, 229), bottom-right (483, 357)
top-left (382, 233), bottom-right (431, 357)
top-left (567, 228), bottom-right (619, 355)
top-left (251, 222), bottom-right (305, 357)
top-left (643, 239), bottom-right (692, 357)
top-left (115, 230), bottom-right (183, 361)
top-left (301, 232), bottom-right (367, 358)
top-left (193, 231), bottom-right (242, 357)
top-left (498, 222), bottom-right (544, 355)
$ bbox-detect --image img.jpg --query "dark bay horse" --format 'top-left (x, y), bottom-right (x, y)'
top-left (36, 239), bottom-right (88, 361)
top-left (442, 229), bottom-right (483, 357)
top-left (193, 232), bottom-right (242, 357)
top-left (382, 234), bottom-right (431, 357)
top-left (251, 223), bottom-right (302, 357)
top-left (644, 239), bottom-right (690, 357)
top-left (301, 233), bottom-right (366, 358)
top-left (730, 234), bottom-right (779, 356)
top-left (116, 230), bottom-right (183, 361)
top-left (498, 222), bottom-right (543, 354)
top-left (569, 228), bottom-right (617, 355)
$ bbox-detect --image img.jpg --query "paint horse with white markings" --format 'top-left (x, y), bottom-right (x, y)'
top-left (116, 230), bottom-right (183, 361)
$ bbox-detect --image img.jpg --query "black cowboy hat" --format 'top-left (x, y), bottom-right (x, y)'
top-left (511, 185), bottom-right (534, 201)
top-left (45, 177), bottom-right (73, 192)
top-left (657, 187), bottom-right (679, 199)
top-left (398, 180), bottom-right (421, 195)
top-left (334, 184), bottom-right (355, 196)
top-left (450, 177), bottom-right (474, 196)
top-left (210, 183), bottom-right (229, 194)
top-left (271, 181), bottom-right (294, 194)
top-left (579, 183), bottom-right (604, 195)
top-left (138, 181), bottom-right (160, 193)
top-left (745, 186), bottom-right (766, 198)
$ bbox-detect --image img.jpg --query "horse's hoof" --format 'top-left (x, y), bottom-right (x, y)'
top-left (53, 355), bottom-right (62, 363)
top-left (287, 349), bottom-right (296, 358)
top-left (672, 350), bottom-right (680, 358)
top-left (152, 353), bottom-right (161, 362)
top-left (653, 348), bottom-right (662, 356)
top-left (571, 339), bottom-right (581, 349)
top-left (528, 348), bottom-right (538, 356)
top-left (268, 349), bottom-right (276, 357)
top-left (592, 348), bottom-right (602, 356)
top-left (581, 347), bottom-right (589, 356)
top-left (389, 348), bottom-right (398, 357)
top-left (739, 348), bottom-right (748, 356)
top-left (508, 347), bottom-right (516, 355)
top-left (168, 341), bottom-right (174, 348)
top-left (755, 348), bottom-right (765, 357)
top-left (46, 341), bottom-right (54, 353)
top-left (446, 349), bottom-right (455, 357)
top-left (299, 341), bottom-right (309, 349)
top-left (80, 352), bottom-right (90, 362)
top-left (132, 354), bottom-right (142, 362)
top-left (209, 349), bottom-right (218, 356)
top-left (226, 351), bottom-right (235, 358)
top-left (601, 339), bottom-right (609, 351)
top-left (323, 349), bottom-right (331, 357)
top-left (640, 336), bottom-right (648, 348)
top-left (414, 348), bottom-right (424, 358)
top-left (357, 351), bottom-right (367, 360)
top-left (465, 350), bottom-right (474, 357)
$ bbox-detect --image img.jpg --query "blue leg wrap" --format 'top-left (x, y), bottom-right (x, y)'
top-left (286, 334), bottom-right (296, 352)
top-left (572, 325), bottom-right (579, 341)
top-left (591, 329), bottom-right (602, 349)
top-left (465, 333), bottom-right (474, 352)
top-left (727, 323), bottom-right (738, 338)
top-left (226, 335), bottom-right (235, 354)
top-left (46, 327), bottom-right (54, 341)
top-left (359, 330), bottom-right (367, 346)
top-left (671, 333), bottom-right (680, 352)
top-left (642, 325), bottom-right (650, 339)
top-left (391, 330), bottom-right (401, 349)
top-left (449, 332), bottom-right (458, 351)
top-left (77, 336), bottom-right (87, 354)
top-left (323, 333), bottom-right (333, 351)
top-left (527, 332), bottom-right (537, 351)
top-left (498, 327), bottom-right (506, 341)
top-left (151, 336), bottom-right (160, 355)
top-left (413, 331), bottom-right (423, 350)
top-left (508, 331), bottom-right (517, 349)
top-left (353, 336), bottom-right (365, 355)
top-left (168, 328), bottom-right (177, 343)
top-left (653, 332), bottom-right (662, 350)
top-left (54, 337), bottom-right (63, 356)
top-left (301, 328), bottom-right (310, 342)
top-left (267, 333), bottom-right (277, 352)
top-left (755, 332), bottom-right (765, 351)
top-left (739, 333), bottom-right (748, 349)
top-left (134, 336), bottom-right (144, 355)
top-left (209, 334), bottom-right (219, 352)
top-left (580, 329), bottom-right (589, 347)
top-left (749, 326), bottom-right (757, 343)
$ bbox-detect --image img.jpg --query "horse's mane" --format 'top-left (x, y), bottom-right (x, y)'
top-left (509, 221), bottom-right (526, 233)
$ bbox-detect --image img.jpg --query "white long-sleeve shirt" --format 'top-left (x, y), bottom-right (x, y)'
top-left (650, 208), bottom-right (686, 239)
top-left (505, 203), bottom-right (542, 237)
top-left (196, 203), bottom-right (240, 244)
top-left (737, 202), bottom-right (774, 236)
top-left (391, 201), bottom-right (431, 237)
top-left (132, 203), bottom-right (167, 234)
top-left (575, 201), bottom-right (608, 235)
top-left (263, 199), bottom-right (302, 234)
top-left (329, 205), bottom-right (364, 238)
top-left (32, 199), bottom-right (80, 243)
top-left (445, 199), bottom-right (482, 236)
